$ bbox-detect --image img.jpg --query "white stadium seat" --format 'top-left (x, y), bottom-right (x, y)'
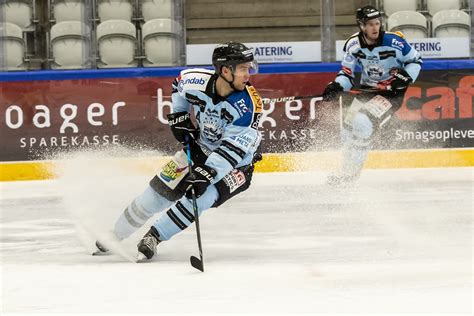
top-left (383, 0), bottom-right (417, 16)
top-left (0, 0), bottom-right (33, 31)
top-left (141, 0), bottom-right (174, 22)
top-left (142, 18), bottom-right (181, 67)
top-left (97, 0), bottom-right (133, 22)
top-left (0, 22), bottom-right (26, 70)
top-left (432, 9), bottom-right (471, 38)
top-left (50, 21), bottom-right (88, 69)
top-left (387, 11), bottom-right (428, 39)
top-left (426, 0), bottom-right (462, 16)
top-left (96, 19), bottom-right (137, 68)
top-left (53, 0), bottom-right (85, 22)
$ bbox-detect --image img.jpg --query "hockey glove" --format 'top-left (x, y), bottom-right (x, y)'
top-left (252, 145), bottom-right (263, 164)
top-left (167, 111), bottom-right (198, 145)
top-left (389, 69), bottom-right (412, 92)
top-left (185, 164), bottom-right (217, 198)
top-left (322, 81), bottom-right (344, 101)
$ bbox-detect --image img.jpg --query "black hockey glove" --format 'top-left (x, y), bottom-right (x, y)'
top-left (252, 145), bottom-right (263, 164)
top-left (167, 111), bottom-right (198, 145)
top-left (322, 81), bottom-right (344, 101)
top-left (185, 164), bottom-right (217, 198)
top-left (389, 69), bottom-right (412, 93)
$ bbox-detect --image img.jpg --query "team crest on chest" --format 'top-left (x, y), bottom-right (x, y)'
top-left (202, 108), bottom-right (225, 143)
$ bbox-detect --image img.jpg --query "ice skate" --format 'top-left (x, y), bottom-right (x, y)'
top-left (137, 226), bottom-right (161, 260)
top-left (91, 240), bottom-right (109, 255)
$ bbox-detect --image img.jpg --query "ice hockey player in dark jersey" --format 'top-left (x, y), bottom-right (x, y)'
top-left (322, 5), bottom-right (422, 185)
top-left (97, 42), bottom-right (263, 260)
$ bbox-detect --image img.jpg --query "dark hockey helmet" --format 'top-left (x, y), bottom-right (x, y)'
top-left (212, 41), bottom-right (257, 74)
top-left (356, 5), bottom-right (382, 25)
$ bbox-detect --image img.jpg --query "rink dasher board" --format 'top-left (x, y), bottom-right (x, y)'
top-left (1, 148), bottom-right (473, 181)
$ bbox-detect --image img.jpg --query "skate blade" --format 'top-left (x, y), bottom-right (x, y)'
top-left (97, 232), bottom-right (139, 263)
top-left (136, 252), bottom-right (148, 262)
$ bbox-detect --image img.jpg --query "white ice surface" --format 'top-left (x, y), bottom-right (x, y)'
top-left (1, 166), bottom-right (473, 315)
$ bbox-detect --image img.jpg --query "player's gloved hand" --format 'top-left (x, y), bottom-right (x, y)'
top-left (167, 111), bottom-right (198, 145)
top-left (185, 164), bottom-right (217, 198)
top-left (322, 81), bottom-right (343, 101)
top-left (389, 69), bottom-right (412, 92)
top-left (252, 145), bottom-right (263, 164)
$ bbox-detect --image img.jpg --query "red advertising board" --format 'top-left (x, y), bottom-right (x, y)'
top-left (0, 71), bottom-right (473, 161)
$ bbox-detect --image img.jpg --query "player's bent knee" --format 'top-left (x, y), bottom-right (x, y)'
top-left (351, 112), bottom-right (374, 140)
top-left (149, 151), bottom-right (190, 201)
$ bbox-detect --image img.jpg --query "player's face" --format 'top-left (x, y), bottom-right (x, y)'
top-left (224, 61), bottom-right (258, 91)
top-left (362, 19), bottom-right (381, 42)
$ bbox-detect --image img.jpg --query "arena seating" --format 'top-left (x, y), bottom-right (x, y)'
top-left (0, 22), bottom-right (26, 70)
top-left (52, 0), bottom-right (85, 23)
top-left (432, 9), bottom-right (471, 37)
top-left (387, 10), bottom-right (428, 38)
top-left (141, 0), bottom-right (174, 22)
top-left (0, 0), bottom-right (34, 31)
top-left (50, 21), bottom-right (89, 69)
top-left (96, 19), bottom-right (138, 68)
top-left (142, 18), bottom-right (181, 66)
top-left (426, 0), bottom-right (462, 16)
top-left (383, 0), bottom-right (418, 16)
top-left (97, 0), bottom-right (134, 22)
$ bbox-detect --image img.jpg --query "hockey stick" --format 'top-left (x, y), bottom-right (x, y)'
top-left (184, 136), bottom-right (205, 272)
top-left (261, 88), bottom-right (384, 104)
top-left (262, 94), bottom-right (323, 104)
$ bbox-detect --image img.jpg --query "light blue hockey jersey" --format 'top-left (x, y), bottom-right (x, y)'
top-left (171, 68), bottom-right (262, 183)
top-left (335, 31), bottom-right (422, 90)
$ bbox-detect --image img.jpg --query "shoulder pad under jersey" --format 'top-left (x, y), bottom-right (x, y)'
top-left (383, 32), bottom-right (409, 51)
top-left (343, 32), bottom-right (361, 53)
top-left (176, 68), bottom-right (214, 93)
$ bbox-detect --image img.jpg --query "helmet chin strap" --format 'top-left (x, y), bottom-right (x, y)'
top-left (219, 73), bottom-right (238, 91)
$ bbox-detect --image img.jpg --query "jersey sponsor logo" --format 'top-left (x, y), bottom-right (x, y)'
top-left (184, 77), bottom-right (206, 85)
top-left (230, 134), bottom-right (253, 148)
top-left (234, 98), bottom-right (250, 114)
top-left (246, 85), bottom-right (263, 130)
top-left (346, 39), bottom-right (359, 51)
top-left (391, 38), bottom-right (405, 49)
top-left (178, 77), bottom-right (206, 92)
top-left (223, 169), bottom-right (246, 193)
top-left (247, 85), bottom-right (263, 113)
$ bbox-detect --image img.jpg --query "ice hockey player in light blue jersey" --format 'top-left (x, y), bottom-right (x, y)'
top-left (322, 5), bottom-right (422, 185)
top-left (97, 42), bottom-right (263, 260)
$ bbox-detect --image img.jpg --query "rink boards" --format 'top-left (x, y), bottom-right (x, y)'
top-left (1, 60), bottom-right (473, 181)
top-left (1, 148), bottom-right (473, 181)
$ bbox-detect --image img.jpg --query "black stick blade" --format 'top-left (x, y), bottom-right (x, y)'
top-left (190, 256), bottom-right (204, 272)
